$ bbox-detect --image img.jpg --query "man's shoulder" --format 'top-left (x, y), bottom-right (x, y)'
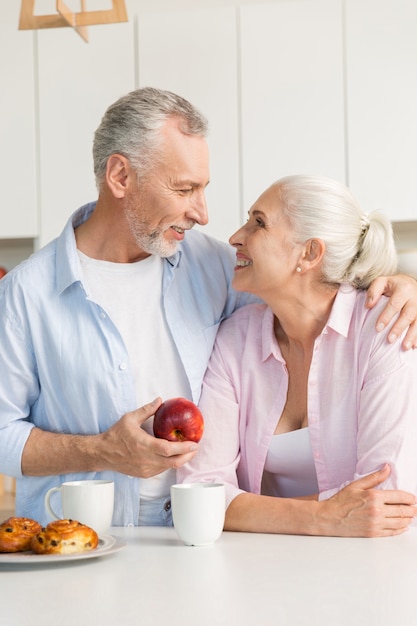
top-left (0, 240), bottom-right (57, 300)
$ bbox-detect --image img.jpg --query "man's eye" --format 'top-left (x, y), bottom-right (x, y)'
top-left (256, 218), bottom-right (265, 227)
top-left (178, 188), bottom-right (192, 194)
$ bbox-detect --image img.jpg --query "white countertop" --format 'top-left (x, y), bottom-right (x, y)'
top-left (1, 526), bottom-right (416, 626)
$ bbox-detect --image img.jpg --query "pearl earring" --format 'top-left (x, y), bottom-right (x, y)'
top-left (296, 266), bottom-right (301, 273)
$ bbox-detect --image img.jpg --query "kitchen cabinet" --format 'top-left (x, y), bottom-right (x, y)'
top-left (239, 0), bottom-right (346, 209)
top-left (346, 0), bottom-right (417, 221)
top-left (0, 2), bottom-right (37, 239)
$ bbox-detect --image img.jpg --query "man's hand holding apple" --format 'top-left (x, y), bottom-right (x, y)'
top-left (96, 397), bottom-right (200, 478)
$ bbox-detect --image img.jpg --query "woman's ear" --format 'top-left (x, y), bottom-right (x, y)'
top-left (105, 154), bottom-right (130, 199)
top-left (302, 238), bottom-right (326, 270)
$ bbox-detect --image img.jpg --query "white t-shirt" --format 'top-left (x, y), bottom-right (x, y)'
top-left (78, 251), bottom-right (189, 500)
top-left (261, 427), bottom-right (319, 498)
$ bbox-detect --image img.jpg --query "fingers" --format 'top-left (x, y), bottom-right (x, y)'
top-left (374, 299), bottom-right (402, 334)
top-left (135, 397), bottom-right (163, 425)
top-left (372, 523), bottom-right (412, 537)
top-left (347, 465), bottom-right (417, 505)
top-left (153, 435), bottom-right (198, 457)
top-left (137, 442), bottom-right (199, 478)
top-left (368, 274), bottom-right (417, 349)
top-left (347, 464), bottom-right (391, 490)
top-left (399, 320), bottom-right (417, 351)
top-left (383, 503), bottom-right (417, 519)
top-left (365, 276), bottom-right (387, 308)
top-left (382, 306), bottom-right (417, 349)
top-left (370, 506), bottom-right (417, 537)
top-left (381, 488), bottom-right (417, 506)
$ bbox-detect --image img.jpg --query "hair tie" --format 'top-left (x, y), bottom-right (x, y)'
top-left (360, 213), bottom-right (370, 233)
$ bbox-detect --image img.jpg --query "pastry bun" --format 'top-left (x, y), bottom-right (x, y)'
top-left (0, 517), bottom-right (43, 553)
top-left (31, 519), bottom-right (99, 555)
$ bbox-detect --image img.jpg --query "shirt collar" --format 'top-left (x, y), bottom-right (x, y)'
top-left (325, 285), bottom-right (358, 338)
top-left (261, 306), bottom-right (284, 363)
top-left (56, 201), bottom-right (184, 294)
top-left (166, 249), bottom-right (182, 268)
top-left (56, 202), bottom-right (96, 295)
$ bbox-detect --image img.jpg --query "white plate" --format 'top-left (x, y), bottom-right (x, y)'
top-left (0, 534), bottom-right (126, 565)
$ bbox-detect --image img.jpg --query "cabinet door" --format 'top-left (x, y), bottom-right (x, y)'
top-left (137, 7), bottom-right (240, 243)
top-left (37, 23), bottom-right (135, 248)
top-left (240, 0), bottom-right (346, 209)
top-left (0, 2), bottom-right (37, 238)
top-left (346, 0), bottom-right (417, 221)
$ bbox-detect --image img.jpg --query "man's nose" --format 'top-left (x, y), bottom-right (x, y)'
top-left (188, 190), bottom-right (208, 226)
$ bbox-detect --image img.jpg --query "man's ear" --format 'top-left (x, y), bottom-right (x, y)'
top-left (105, 154), bottom-right (130, 199)
top-left (302, 238), bottom-right (326, 270)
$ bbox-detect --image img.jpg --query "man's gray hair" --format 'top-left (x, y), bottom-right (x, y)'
top-left (275, 174), bottom-right (397, 289)
top-left (93, 87), bottom-right (208, 189)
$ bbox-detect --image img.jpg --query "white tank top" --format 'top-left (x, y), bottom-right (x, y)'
top-left (261, 427), bottom-right (319, 498)
top-left (78, 251), bottom-right (189, 500)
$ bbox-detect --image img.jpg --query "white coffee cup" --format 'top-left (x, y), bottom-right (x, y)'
top-left (170, 483), bottom-right (226, 546)
top-left (44, 480), bottom-right (114, 537)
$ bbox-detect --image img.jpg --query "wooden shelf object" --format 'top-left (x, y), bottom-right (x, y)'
top-left (18, 0), bottom-right (128, 43)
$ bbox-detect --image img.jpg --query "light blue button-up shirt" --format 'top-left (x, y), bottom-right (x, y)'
top-left (0, 203), bottom-right (255, 525)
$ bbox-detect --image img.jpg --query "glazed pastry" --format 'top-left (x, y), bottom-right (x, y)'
top-left (31, 519), bottom-right (99, 555)
top-left (0, 517), bottom-right (43, 553)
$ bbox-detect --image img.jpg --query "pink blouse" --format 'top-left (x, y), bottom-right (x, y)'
top-left (178, 287), bottom-right (417, 508)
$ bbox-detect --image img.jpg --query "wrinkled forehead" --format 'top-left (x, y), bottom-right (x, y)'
top-left (250, 183), bottom-right (286, 217)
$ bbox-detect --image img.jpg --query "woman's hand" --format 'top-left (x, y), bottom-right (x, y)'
top-left (319, 464), bottom-right (417, 537)
top-left (366, 274), bottom-right (417, 350)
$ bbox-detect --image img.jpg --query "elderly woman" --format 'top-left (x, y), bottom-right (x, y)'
top-left (178, 175), bottom-right (417, 537)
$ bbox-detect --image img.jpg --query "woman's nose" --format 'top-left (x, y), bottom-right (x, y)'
top-left (229, 225), bottom-right (245, 247)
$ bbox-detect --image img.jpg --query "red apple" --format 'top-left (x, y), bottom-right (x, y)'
top-left (0, 266), bottom-right (7, 279)
top-left (153, 397), bottom-right (204, 443)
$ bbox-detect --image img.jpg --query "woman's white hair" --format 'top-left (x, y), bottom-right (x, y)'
top-left (275, 174), bottom-right (398, 289)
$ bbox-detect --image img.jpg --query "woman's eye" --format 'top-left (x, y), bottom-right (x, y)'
top-left (256, 218), bottom-right (265, 227)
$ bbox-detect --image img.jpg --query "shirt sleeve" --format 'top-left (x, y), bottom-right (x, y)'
top-left (319, 337), bottom-right (417, 500)
top-left (0, 303), bottom-right (38, 476)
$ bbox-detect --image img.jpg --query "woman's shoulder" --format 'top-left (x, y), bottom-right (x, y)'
top-left (215, 303), bottom-right (270, 349)
top-left (222, 302), bottom-right (269, 327)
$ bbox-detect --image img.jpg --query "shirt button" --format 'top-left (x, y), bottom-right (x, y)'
top-left (100, 311), bottom-right (106, 319)
top-left (119, 363), bottom-right (127, 371)
top-left (164, 500), bottom-right (171, 512)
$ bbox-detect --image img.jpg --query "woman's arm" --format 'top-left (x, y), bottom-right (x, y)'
top-left (225, 465), bottom-right (417, 537)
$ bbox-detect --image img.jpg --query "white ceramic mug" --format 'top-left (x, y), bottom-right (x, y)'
top-left (44, 479), bottom-right (114, 537)
top-left (170, 483), bottom-right (226, 546)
